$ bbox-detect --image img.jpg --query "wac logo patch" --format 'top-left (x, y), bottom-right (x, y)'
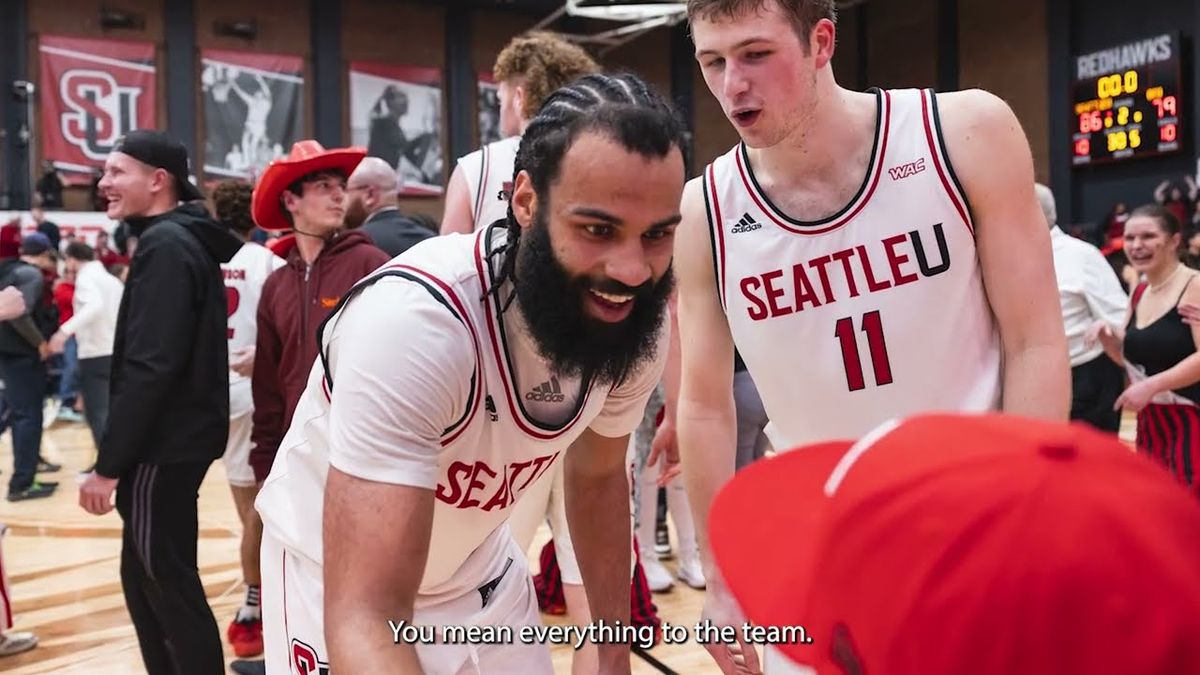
top-left (887, 158), bottom-right (926, 181)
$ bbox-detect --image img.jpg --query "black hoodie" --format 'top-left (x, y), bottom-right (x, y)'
top-left (96, 202), bottom-right (243, 478)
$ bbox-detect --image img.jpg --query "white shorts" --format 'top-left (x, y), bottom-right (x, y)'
top-left (223, 412), bottom-right (255, 487)
top-left (261, 530), bottom-right (553, 675)
top-left (507, 462), bottom-right (582, 585)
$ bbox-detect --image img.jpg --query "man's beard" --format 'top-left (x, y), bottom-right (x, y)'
top-left (512, 214), bottom-right (674, 387)
top-left (343, 195), bottom-right (368, 229)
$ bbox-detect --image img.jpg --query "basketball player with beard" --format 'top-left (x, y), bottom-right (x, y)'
top-left (254, 73), bottom-right (684, 674)
top-left (671, 1), bottom-right (1069, 673)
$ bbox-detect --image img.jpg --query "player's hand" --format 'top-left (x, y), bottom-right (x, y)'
top-left (79, 472), bottom-right (119, 515)
top-left (230, 346), bottom-right (255, 378)
top-left (48, 330), bottom-right (68, 355)
top-left (647, 418), bottom-right (681, 486)
top-left (1114, 379), bottom-right (1158, 413)
top-left (701, 574), bottom-right (763, 675)
top-left (1179, 303), bottom-right (1200, 326)
top-left (37, 341), bottom-right (51, 361)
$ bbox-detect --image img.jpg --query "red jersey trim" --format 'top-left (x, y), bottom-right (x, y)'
top-left (704, 164), bottom-right (728, 311)
top-left (473, 228), bottom-right (593, 441)
top-left (732, 89), bottom-right (891, 236)
top-left (384, 262), bottom-right (485, 447)
top-left (473, 144), bottom-right (490, 227)
top-left (920, 89), bottom-right (974, 236)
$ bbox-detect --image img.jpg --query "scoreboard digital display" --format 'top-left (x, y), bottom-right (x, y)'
top-left (1071, 33), bottom-right (1186, 167)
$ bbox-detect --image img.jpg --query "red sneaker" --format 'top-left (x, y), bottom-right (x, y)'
top-left (227, 618), bottom-right (264, 658)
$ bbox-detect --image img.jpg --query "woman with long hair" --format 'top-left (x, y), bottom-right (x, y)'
top-left (1089, 204), bottom-right (1200, 496)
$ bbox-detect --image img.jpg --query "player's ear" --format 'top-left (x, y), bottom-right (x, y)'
top-left (510, 170), bottom-right (536, 231)
top-left (513, 84), bottom-right (527, 120)
top-left (811, 18), bottom-right (836, 69)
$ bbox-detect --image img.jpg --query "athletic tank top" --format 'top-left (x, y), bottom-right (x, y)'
top-left (456, 136), bottom-right (521, 231)
top-left (1124, 278), bottom-right (1200, 405)
top-left (703, 88), bottom-right (1002, 448)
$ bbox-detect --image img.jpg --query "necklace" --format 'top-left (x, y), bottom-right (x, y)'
top-left (1148, 264), bottom-right (1184, 292)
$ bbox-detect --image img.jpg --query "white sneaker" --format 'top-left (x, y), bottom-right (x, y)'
top-left (642, 559), bottom-right (674, 592)
top-left (677, 557), bottom-right (707, 590)
top-left (42, 400), bottom-right (60, 430)
top-left (0, 631), bottom-right (37, 657)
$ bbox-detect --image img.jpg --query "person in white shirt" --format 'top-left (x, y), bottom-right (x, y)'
top-left (255, 73), bottom-right (685, 675)
top-left (1038, 184), bottom-right (1129, 431)
top-left (48, 242), bottom-right (123, 451)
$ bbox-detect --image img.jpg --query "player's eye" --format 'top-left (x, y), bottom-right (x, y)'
top-left (703, 57), bottom-right (725, 70)
top-left (644, 226), bottom-right (675, 241)
top-left (584, 224), bottom-right (614, 238)
top-left (746, 51), bottom-right (771, 60)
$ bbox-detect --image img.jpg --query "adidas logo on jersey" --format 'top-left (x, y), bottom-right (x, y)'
top-left (527, 377), bottom-right (565, 403)
top-left (731, 213), bottom-right (762, 234)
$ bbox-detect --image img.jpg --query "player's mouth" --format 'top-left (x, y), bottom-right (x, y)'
top-left (586, 289), bottom-right (634, 323)
top-left (1128, 250), bottom-right (1154, 264)
top-left (732, 108), bottom-right (761, 127)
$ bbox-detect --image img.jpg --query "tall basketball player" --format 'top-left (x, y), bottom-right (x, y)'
top-left (254, 74), bottom-right (684, 674)
top-left (440, 32), bottom-right (599, 235)
top-left (673, 2), bottom-right (1070, 673)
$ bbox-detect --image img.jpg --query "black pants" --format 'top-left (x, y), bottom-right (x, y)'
top-left (0, 354), bottom-right (45, 492)
top-left (1071, 354), bottom-right (1126, 432)
top-left (116, 461), bottom-right (223, 675)
top-left (77, 356), bottom-right (111, 449)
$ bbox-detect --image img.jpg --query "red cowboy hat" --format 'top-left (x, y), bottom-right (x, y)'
top-left (251, 140), bottom-right (366, 233)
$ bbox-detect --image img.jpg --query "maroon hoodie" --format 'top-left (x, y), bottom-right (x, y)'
top-left (250, 229), bottom-right (390, 481)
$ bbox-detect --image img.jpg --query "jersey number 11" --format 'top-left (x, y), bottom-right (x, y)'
top-left (835, 311), bottom-right (893, 391)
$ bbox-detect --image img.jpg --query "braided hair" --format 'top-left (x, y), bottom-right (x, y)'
top-left (490, 72), bottom-right (688, 309)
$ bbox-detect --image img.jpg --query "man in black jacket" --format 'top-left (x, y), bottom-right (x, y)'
top-left (344, 156), bottom-right (433, 257)
top-left (78, 130), bottom-right (242, 675)
top-left (0, 234), bottom-right (57, 501)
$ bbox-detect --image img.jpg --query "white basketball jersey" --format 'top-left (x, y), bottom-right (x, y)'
top-left (704, 88), bottom-right (1002, 449)
top-left (255, 226), bottom-right (661, 601)
top-left (222, 242), bottom-right (286, 415)
top-left (457, 136), bottom-right (521, 231)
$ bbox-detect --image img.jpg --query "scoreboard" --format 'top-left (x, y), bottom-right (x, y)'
top-left (1071, 33), bottom-right (1186, 167)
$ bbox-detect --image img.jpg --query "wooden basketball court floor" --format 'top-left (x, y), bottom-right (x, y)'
top-left (0, 421), bottom-right (722, 674)
top-left (0, 415), bottom-right (1138, 674)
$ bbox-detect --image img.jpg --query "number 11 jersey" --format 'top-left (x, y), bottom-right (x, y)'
top-left (703, 88), bottom-right (1002, 449)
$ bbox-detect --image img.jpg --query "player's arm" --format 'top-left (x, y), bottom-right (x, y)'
top-left (675, 178), bottom-right (737, 576)
top-left (939, 90), bottom-right (1070, 420)
top-left (440, 164), bottom-right (476, 235)
top-left (325, 471), bottom-right (430, 675)
top-left (323, 283), bottom-right (474, 673)
top-left (564, 428), bottom-right (633, 673)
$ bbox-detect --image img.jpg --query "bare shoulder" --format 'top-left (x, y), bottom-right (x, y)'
top-left (1182, 270), bottom-right (1200, 303)
top-left (934, 89), bottom-right (1024, 139)
top-left (935, 89), bottom-right (1033, 196)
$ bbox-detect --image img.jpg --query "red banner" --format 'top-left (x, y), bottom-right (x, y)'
top-left (38, 35), bottom-right (157, 186)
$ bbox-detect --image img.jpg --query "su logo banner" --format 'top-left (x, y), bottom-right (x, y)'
top-left (39, 35), bottom-right (156, 185)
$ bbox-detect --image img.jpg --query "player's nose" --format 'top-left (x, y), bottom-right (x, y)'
top-left (604, 241), bottom-right (653, 290)
top-left (722, 63), bottom-right (751, 99)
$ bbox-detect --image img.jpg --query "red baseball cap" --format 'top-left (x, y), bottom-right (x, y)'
top-left (710, 413), bottom-right (1200, 675)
